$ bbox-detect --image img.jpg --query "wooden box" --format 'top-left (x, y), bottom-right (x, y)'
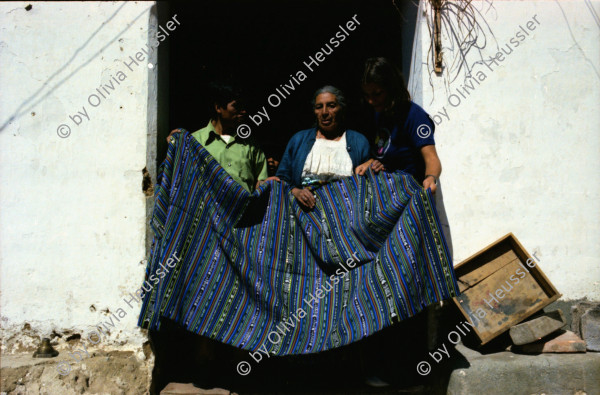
top-left (452, 233), bottom-right (561, 344)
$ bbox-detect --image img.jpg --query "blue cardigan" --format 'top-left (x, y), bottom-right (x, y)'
top-left (276, 128), bottom-right (371, 188)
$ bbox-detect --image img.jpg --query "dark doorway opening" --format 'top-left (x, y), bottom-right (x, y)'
top-left (157, 0), bottom-right (417, 166)
top-left (149, 1), bottom-right (444, 394)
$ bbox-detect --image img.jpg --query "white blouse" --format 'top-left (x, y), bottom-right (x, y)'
top-left (301, 132), bottom-right (353, 187)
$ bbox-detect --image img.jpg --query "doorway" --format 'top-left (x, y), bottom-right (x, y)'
top-left (156, 0), bottom-right (417, 166)
top-left (150, 1), bottom-right (425, 393)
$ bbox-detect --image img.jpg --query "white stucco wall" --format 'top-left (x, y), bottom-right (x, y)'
top-left (0, 1), bottom-right (158, 353)
top-left (1, 0), bottom-right (598, 361)
top-left (410, 0), bottom-right (600, 300)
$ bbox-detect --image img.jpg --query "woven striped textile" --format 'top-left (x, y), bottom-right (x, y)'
top-left (137, 130), bottom-right (460, 355)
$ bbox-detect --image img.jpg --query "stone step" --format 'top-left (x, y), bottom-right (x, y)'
top-left (159, 382), bottom-right (434, 395)
top-left (447, 344), bottom-right (600, 395)
top-left (160, 382), bottom-right (430, 395)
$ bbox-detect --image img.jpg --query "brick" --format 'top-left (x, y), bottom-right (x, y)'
top-left (581, 308), bottom-right (600, 351)
top-left (160, 382), bottom-right (236, 395)
top-left (514, 330), bottom-right (587, 353)
top-left (510, 309), bottom-right (566, 345)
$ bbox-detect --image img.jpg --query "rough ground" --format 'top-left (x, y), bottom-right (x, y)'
top-left (1, 350), bottom-right (151, 395)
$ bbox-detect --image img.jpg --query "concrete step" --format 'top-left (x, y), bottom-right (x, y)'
top-left (446, 344), bottom-right (600, 395)
top-left (160, 343), bottom-right (599, 395)
top-left (160, 382), bottom-right (429, 395)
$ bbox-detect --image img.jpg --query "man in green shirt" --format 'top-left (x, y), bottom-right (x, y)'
top-left (157, 82), bottom-right (272, 391)
top-left (168, 81), bottom-right (269, 192)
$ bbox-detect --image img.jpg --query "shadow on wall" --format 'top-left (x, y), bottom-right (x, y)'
top-left (0, 2), bottom-right (152, 133)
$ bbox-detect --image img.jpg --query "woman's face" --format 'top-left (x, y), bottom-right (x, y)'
top-left (314, 92), bottom-right (342, 134)
top-left (362, 83), bottom-right (388, 112)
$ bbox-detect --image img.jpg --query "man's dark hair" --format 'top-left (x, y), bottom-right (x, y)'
top-left (208, 80), bottom-right (246, 120)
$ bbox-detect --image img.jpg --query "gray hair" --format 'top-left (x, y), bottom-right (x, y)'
top-left (312, 85), bottom-right (347, 113)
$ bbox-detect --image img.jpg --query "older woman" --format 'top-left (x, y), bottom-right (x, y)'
top-left (355, 57), bottom-right (442, 194)
top-left (276, 86), bottom-right (370, 209)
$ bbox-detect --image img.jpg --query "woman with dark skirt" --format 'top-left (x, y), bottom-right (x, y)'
top-left (354, 57), bottom-right (444, 389)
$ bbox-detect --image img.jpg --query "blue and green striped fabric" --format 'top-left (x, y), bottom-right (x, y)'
top-left (137, 130), bottom-right (459, 354)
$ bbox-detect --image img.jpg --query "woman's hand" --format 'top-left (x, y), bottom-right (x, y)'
top-left (370, 160), bottom-right (385, 173)
top-left (292, 187), bottom-right (316, 210)
top-left (256, 176), bottom-right (280, 190)
top-left (420, 145), bottom-right (441, 194)
top-left (423, 175), bottom-right (438, 194)
top-left (355, 159), bottom-right (374, 175)
top-left (355, 159), bottom-right (385, 175)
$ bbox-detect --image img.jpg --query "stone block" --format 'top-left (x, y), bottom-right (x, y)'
top-left (571, 302), bottom-right (598, 333)
top-left (447, 344), bottom-right (600, 395)
top-left (515, 330), bottom-right (586, 353)
top-left (581, 307), bottom-right (600, 352)
top-left (510, 309), bottom-right (566, 345)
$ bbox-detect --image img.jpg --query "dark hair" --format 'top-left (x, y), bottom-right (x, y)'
top-left (361, 57), bottom-right (411, 118)
top-left (207, 80), bottom-right (246, 120)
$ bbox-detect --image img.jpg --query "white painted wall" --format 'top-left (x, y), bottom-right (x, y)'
top-left (0, 1), bottom-right (158, 353)
top-left (410, 0), bottom-right (600, 300)
top-left (1, 0), bottom-right (597, 360)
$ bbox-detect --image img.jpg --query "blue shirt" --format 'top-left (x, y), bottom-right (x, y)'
top-left (372, 102), bottom-right (435, 182)
top-left (276, 128), bottom-right (371, 188)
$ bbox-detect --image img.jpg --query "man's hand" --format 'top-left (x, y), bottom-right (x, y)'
top-left (423, 175), bottom-right (438, 194)
top-left (291, 187), bottom-right (316, 210)
top-left (166, 129), bottom-right (181, 143)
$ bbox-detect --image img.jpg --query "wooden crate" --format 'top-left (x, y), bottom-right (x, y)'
top-left (452, 233), bottom-right (561, 344)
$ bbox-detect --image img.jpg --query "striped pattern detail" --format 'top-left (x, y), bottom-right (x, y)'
top-left (138, 131), bottom-right (459, 354)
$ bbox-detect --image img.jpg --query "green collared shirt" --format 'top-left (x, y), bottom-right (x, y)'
top-left (191, 121), bottom-right (268, 192)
